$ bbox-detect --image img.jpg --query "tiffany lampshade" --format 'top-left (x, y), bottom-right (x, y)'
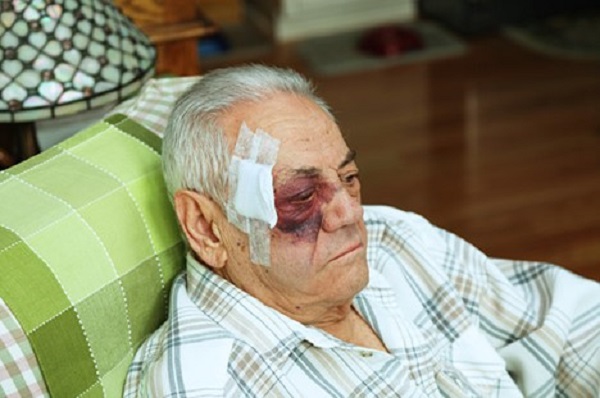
top-left (0, 0), bottom-right (156, 161)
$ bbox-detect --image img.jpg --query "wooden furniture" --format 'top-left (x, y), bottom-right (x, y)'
top-left (196, 0), bottom-right (243, 26)
top-left (115, 0), bottom-right (219, 76)
top-left (0, 123), bottom-right (38, 167)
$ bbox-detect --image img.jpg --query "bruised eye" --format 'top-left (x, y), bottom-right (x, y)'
top-left (292, 189), bottom-right (315, 203)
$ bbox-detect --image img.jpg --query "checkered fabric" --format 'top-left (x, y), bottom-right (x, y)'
top-left (108, 76), bottom-right (201, 136)
top-left (0, 299), bottom-right (47, 397)
top-left (125, 207), bottom-right (600, 397)
top-left (0, 114), bottom-right (185, 397)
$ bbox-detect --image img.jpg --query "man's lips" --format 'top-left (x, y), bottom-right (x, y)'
top-left (330, 242), bottom-right (363, 262)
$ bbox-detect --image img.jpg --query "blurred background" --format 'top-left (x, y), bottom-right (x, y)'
top-left (3, 0), bottom-right (600, 280)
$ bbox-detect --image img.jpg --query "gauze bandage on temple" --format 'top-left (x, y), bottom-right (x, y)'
top-left (227, 122), bottom-right (280, 266)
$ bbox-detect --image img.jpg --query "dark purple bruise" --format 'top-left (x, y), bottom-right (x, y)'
top-left (274, 177), bottom-right (337, 241)
top-left (276, 208), bottom-right (323, 240)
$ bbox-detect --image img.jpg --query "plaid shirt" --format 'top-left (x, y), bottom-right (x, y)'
top-left (124, 206), bottom-right (600, 397)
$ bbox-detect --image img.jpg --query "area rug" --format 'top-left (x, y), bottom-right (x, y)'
top-left (504, 11), bottom-right (600, 60)
top-left (297, 21), bottom-right (467, 76)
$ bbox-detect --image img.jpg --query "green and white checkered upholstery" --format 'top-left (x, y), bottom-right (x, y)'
top-left (0, 114), bottom-right (185, 397)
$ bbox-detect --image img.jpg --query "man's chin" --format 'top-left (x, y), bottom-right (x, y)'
top-left (344, 254), bottom-right (370, 295)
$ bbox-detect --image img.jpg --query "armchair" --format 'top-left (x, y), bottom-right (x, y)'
top-left (0, 77), bottom-right (198, 397)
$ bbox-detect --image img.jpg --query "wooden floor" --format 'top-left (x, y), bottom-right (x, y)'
top-left (207, 33), bottom-right (600, 281)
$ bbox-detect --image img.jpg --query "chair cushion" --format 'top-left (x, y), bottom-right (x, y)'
top-left (0, 114), bottom-right (184, 397)
top-left (108, 76), bottom-right (200, 136)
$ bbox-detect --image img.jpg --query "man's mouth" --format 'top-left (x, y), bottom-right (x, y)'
top-left (330, 242), bottom-right (363, 262)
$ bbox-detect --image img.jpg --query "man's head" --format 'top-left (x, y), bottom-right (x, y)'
top-left (163, 65), bottom-right (368, 318)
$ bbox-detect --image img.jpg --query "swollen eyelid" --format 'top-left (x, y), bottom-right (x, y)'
top-left (293, 190), bottom-right (314, 202)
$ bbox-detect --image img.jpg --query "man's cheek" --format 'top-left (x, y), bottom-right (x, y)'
top-left (270, 234), bottom-right (315, 269)
top-left (274, 207), bottom-right (323, 242)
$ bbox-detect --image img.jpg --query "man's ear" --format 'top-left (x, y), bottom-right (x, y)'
top-left (173, 190), bottom-right (228, 269)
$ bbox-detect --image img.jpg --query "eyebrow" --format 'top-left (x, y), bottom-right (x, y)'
top-left (338, 149), bottom-right (357, 169)
top-left (278, 149), bottom-right (358, 180)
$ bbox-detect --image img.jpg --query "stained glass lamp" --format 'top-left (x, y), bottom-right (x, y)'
top-left (0, 0), bottom-right (156, 161)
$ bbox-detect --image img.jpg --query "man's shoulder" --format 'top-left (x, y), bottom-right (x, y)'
top-left (133, 316), bottom-right (234, 362)
top-left (125, 277), bottom-right (235, 396)
top-left (126, 323), bottom-right (234, 397)
top-left (363, 205), bottom-right (438, 242)
top-left (168, 273), bottom-right (235, 342)
top-left (363, 205), bottom-right (429, 226)
top-left (362, 205), bottom-right (451, 274)
top-left (136, 274), bottom-right (235, 362)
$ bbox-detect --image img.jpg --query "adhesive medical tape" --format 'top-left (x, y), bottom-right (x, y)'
top-left (226, 122), bottom-right (280, 266)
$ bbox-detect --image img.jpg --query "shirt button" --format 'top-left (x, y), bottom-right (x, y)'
top-left (359, 351), bottom-right (373, 358)
top-left (440, 368), bottom-right (481, 397)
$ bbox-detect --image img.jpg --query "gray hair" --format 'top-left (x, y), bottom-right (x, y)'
top-left (162, 64), bottom-right (332, 209)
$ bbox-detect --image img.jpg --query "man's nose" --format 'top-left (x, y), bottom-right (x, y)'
top-left (321, 188), bottom-right (363, 232)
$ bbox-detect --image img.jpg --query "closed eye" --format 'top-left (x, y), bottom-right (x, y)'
top-left (343, 172), bottom-right (360, 184)
top-left (291, 190), bottom-right (315, 203)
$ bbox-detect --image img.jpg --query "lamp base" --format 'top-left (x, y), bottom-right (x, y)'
top-left (0, 122), bottom-right (40, 166)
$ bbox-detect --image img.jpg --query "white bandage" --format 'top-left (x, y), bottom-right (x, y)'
top-left (227, 123), bottom-right (280, 266)
top-left (233, 160), bottom-right (277, 228)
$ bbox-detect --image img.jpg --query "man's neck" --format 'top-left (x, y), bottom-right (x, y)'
top-left (213, 261), bottom-right (386, 351)
top-left (275, 300), bottom-right (388, 352)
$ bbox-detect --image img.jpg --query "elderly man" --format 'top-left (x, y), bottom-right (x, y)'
top-left (124, 65), bottom-right (599, 397)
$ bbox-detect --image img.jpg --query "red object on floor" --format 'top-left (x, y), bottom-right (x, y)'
top-left (358, 25), bottom-right (424, 57)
